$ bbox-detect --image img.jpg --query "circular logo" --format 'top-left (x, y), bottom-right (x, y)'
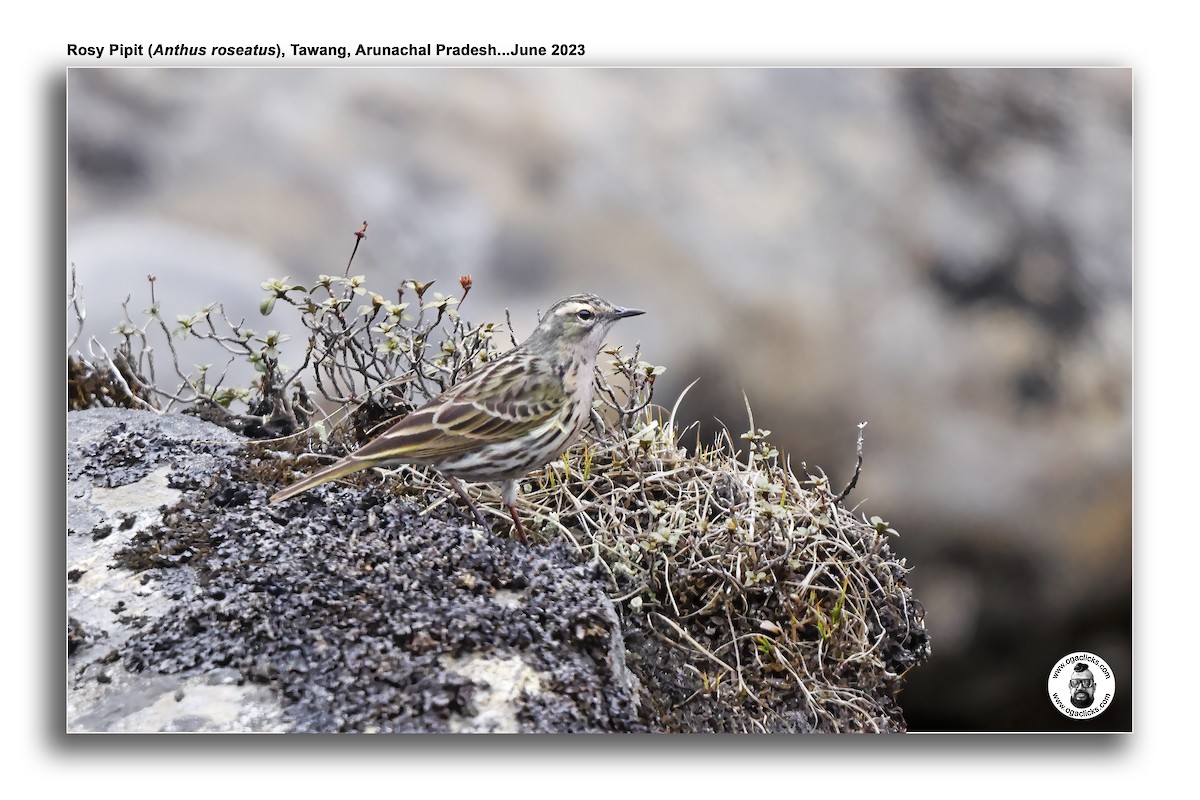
top-left (1047, 652), bottom-right (1115, 719)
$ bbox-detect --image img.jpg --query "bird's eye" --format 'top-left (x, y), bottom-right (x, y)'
top-left (576, 308), bottom-right (595, 321)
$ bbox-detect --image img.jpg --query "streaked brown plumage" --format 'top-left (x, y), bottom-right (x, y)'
top-left (268, 293), bottom-right (644, 542)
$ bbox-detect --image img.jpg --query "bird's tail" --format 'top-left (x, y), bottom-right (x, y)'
top-left (268, 455), bottom-right (377, 504)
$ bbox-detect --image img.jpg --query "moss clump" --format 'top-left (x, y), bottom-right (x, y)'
top-left (516, 399), bottom-right (929, 732)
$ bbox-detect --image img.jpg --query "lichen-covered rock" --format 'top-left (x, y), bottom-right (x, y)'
top-left (67, 408), bottom-right (644, 733)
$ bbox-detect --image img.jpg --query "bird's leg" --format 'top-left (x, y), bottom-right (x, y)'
top-left (498, 479), bottom-right (528, 544)
top-left (507, 504), bottom-right (529, 545)
top-left (446, 476), bottom-right (489, 528)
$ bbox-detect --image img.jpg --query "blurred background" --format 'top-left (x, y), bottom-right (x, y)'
top-left (66, 68), bottom-right (1132, 731)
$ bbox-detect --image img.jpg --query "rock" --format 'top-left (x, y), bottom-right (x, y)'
top-left (67, 408), bottom-right (643, 732)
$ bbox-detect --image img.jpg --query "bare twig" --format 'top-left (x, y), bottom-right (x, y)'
top-left (833, 422), bottom-right (867, 504)
top-left (345, 220), bottom-right (368, 277)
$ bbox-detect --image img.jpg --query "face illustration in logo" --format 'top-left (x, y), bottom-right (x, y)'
top-left (1069, 663), bottom-right (1096, 708)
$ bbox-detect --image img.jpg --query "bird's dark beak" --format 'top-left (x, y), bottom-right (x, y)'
top-left (612, 306), bottom-right (645, 319)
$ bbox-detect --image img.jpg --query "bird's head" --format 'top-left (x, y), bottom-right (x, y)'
top-left (526, 293), bottom-right (645, 356)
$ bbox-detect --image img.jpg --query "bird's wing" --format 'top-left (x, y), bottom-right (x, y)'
top-left (349, 354), bottom-right (569, 463)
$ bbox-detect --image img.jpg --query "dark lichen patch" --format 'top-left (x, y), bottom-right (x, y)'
top-left (73, 414), bottom-right (243, 491)
top-left (76, 421), bottom-right (155, 487)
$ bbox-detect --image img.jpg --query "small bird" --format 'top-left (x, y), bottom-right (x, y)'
top-left (269, 293), bottom-right (644, 542)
